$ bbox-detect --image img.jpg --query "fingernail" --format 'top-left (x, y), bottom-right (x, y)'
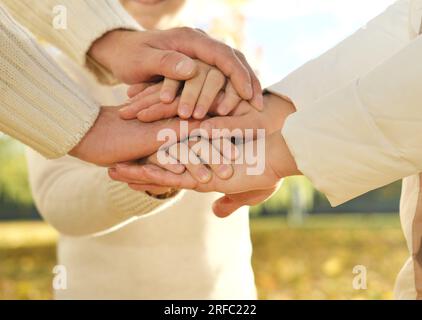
top-left (218, 165), bottom-right (233, 179)
top-left (119, 106), bottom-right (131, 114)
top-left (193, 107), bottom-right (205, 119)
top-left (175, 59), bottom-right (196, 77)
top-left (175, 164), bottom-right (186, 173)
top-left (179, 104), bottom-right (191, 118)
top-left (160, 91), bottom-right (173, 102)
top-left (217, 104), bottom-right (229, 116)
top-left (137, 110), bottom-right (147, 120)
top-left (198, 168), bottom-right (212, 183)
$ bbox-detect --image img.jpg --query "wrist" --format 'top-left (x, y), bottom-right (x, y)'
top-left (88, 30), bottom-right (135, 74)
top-left (266, 131), bottom-right (301, 179)
top-left (263, 93), bottom-right (296, 134)
top-left (69, 107), bottom-right (116, 165)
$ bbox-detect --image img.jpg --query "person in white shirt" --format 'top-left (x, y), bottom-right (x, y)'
top-left (26, 0), bottom-right (257, 300)
top-left (112, 0), bottom-right (422, 299)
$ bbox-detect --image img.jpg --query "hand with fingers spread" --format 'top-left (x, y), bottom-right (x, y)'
top-left (120, 60), bottom-right (249, 122)
top-left (109, 131), bottom-right (301, 217)
top-left (113, 136), bottom-right (239, 193)
top-left (109, 92), bottom-right (299, 216)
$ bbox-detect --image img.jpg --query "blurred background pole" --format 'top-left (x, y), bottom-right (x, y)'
top-left (287, 181), bottom-right (307, 227)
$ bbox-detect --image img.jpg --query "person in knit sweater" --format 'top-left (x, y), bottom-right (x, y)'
top-left (26, 0), bottom-right (257, 300)
top-left (0, 0), bottom-right (262, 166)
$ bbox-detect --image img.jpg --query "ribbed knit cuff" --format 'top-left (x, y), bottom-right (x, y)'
top-left (1, 0), bottom-right (142, 83)
top-left (107, 180), bottom-right (183, 220)
top-left (0, 6), bottom-right (101, 158)
top-left (67, 0), bottom-right (144, 84)
top-left (62, 0), bottom-right (143, 65)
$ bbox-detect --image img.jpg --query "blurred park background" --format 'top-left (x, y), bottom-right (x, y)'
top-left (0, 0), bottom-right (408, 300)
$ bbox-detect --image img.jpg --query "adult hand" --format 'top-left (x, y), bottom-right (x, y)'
top-left (117, 137), bottom-right (238, 191)
top-left (201, 93), bottom-right (296, 138)
top-left (120, 61), bottom-right (244, 121)
top-left (109, 132), bottom-right (301, 216)
top-left (89, 28), bottom-right (263, 109)
top-left (69, 106), bottom-right (200, 166)
top-left (212, 187), bottom-right (280, 218)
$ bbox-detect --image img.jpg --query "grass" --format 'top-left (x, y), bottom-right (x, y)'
top-left (0, 214), bottom-right (409, 300)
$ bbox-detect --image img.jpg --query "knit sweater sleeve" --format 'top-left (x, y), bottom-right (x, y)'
top-left (26, 149), bottom-right (182, 236)
top-left (0, 4), bottom-right (100, 158)
top-left (1, 0), bottom-right (142, 83)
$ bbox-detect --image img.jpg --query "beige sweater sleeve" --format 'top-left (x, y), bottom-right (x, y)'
top-left (0, 1), bottom-right (141, 158)
top-left (26, 149), bottom-right (182, 237)
top-left (1, 0), bottom-right (142, 82)
top-left (271, 0), bottom-right (422, 206)
top-left (0, 5), bottom-right (101, 158)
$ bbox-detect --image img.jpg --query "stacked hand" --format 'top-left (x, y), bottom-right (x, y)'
top-left (107, 60), bottom-right (299, 216)
top-left (70, 27), bottom-right (264, 165)
top-left (109, 132), bottom-right (298, 217)
top-left (75, 27), bottom-right (299, 216)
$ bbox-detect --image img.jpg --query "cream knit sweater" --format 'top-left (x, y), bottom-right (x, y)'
top-left (0, 0), bottom-right (141, 158)
top-left (26, 46), bottom-right (256, 299)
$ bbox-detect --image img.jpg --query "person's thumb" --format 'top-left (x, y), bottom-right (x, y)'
top-left (213, 196), bottom-right (245, 218)
top-left (213, 188), bottom-right (278, 218)
top-left (141, 48), bottom-right (198, 80)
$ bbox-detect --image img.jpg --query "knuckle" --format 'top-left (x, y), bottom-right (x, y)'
top-left (159, 51), bottom-right (175, 69)
top-left (212, 40), bottom-right (231, 56)
top-left (234, 49), bottom-right (246, 60)
top-left (219, 49), bottom-right (238, 73)
top-left (195, 28), bottom-right (207, 35)
top-left (176, 26), bottom-right (196, 39)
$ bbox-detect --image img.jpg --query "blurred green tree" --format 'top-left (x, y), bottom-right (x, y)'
top-left (251, 176), bottom-right (315, 223)
top-left (0, 136), bottom-right (33, 206)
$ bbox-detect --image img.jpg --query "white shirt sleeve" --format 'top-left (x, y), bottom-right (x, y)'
top-left (269, 0), bottom-right (422, 205)
top-left (267, 0), bottom-right (414, 111)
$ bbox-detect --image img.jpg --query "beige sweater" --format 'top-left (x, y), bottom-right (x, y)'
top-left (26, 46), bottom-right (255, 299)
top-left (0, 0), bottom-right (140, 158)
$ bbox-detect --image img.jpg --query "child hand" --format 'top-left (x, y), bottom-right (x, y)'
top-left (110, 135), bottom-right (281, 195)
top-left (111, 137), bottom-right (240, 193)
top-left (120, 60), bottom-right (244, 121)
top-left (116, 156), bottom-right (184, 197)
